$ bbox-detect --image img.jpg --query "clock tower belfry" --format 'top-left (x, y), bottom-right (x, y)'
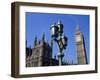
top-left (75, 25), bottom-right (87, 64)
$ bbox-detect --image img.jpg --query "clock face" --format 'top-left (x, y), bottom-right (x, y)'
top-left (76, 35), bottom-right (81, 42)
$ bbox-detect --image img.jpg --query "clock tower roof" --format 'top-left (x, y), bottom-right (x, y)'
top-left (76, 24), bottom-right (80, 31)
top-left (75, 24), bottom-right (81, 34)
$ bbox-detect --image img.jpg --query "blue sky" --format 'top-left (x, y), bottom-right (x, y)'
top-left (26, 12), bottom-right (90, 64)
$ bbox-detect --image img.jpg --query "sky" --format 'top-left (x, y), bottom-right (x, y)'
top-left (26, 12), bottom-right (90, 64)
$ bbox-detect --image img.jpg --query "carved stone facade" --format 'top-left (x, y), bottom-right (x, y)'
top-left (26, 34), bottom-right (60, 67)
top-left (26, 42), bottom-right (51, 67)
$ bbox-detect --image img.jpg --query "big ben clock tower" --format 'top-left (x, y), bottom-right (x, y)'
top-left (75, 25), bottom-right (87, 64)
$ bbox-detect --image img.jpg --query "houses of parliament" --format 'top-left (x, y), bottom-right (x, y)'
top-left (26, 25), bottom-right (88, 67)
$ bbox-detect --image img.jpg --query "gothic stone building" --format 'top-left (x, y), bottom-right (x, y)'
top-left (26, 34), bottom-right (60, 67)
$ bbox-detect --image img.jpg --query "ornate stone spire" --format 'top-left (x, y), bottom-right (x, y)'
top-left (76, 24), bottom-right (80, 31)
top-left (34, 36), bottom-right (37, 47)
top-left (42, 32), bottom-right (45, 42)
top-left (75, 24), bottom-right (81, 34)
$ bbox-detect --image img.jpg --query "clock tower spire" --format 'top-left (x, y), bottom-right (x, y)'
top-left (75, 24), bottom-right (87, 64)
